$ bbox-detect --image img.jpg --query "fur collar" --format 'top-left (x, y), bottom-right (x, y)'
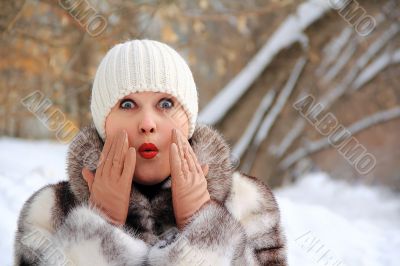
top-left (66, 123), bottom-right (235, 208)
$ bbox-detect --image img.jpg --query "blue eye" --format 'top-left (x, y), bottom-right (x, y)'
top-left (120, 99), bottom-right (135, 109)
top-left (159, 98), bottom-right (174, 109)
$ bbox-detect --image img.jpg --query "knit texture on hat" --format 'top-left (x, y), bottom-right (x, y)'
top-left (90, 39), bottom-right (198, 140)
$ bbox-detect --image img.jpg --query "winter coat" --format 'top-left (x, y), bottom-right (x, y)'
top-left (14, 123), bottom-right (287, 265)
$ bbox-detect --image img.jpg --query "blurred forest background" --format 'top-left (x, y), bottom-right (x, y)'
top-left (1, 0), bottom-right (399, 189)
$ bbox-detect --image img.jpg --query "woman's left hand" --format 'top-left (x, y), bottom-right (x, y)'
top-left (170, 128), bottom-right (210, 230)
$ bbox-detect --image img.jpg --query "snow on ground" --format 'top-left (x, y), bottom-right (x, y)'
top-left (1, 137), bottom-right (399, 266)
top-left (276, 173), bottom-right (400, 266)
top-left (0, 137), bottom-right (69, 266)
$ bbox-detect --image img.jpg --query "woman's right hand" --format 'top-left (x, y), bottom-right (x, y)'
top-left (81, 130), bottom-right (136, 226)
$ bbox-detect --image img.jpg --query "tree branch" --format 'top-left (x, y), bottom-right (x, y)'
top-left (280, 106), bottom-right (400, 170)
top-left (241, 56), bottom-right (307, 173)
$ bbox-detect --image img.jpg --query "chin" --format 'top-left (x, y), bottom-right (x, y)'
top-left (134, 170), bottom-right (168, 185)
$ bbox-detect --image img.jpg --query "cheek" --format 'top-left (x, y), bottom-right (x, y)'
top-left (105, 112), bottom-right (131, 139)
top-left (179, 120), bottom-right (189, 139)
top-left (163, 107), bottom-right (189, 136)
top-left (105, 117), bottom-right (117, 138)
top-left (160, 125), bottom-right (174, 150)
top-left (162, 152), bottom-right (171, 169)
top-left (171, 111), bottom-right (189, 138)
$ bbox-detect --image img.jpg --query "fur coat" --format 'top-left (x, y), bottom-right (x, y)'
top-left (14, 123), bottom-right (287, 265)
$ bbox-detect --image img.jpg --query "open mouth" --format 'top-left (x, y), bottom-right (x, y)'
top-left (138, 143), bottom-right (159, 159)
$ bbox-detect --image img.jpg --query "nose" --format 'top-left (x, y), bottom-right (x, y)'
top-left (138, 113), bottom-right (156, 135)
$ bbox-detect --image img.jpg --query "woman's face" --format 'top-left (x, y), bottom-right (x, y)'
top-left (105, 91), bottom-right (189, 185)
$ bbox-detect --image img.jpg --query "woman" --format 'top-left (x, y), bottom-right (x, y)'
top-left (14, 40), bottom-right (287, 265)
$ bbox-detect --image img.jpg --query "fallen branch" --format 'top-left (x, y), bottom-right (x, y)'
top-left (319, 23), bottom-right (399, 108)
top-left (272, 18), bottom-right (393, 159)
top-left (355, 22), bottom-right (399, 69)
top-left (280, 106), bottom-right (400, 170)
top-left (321, 14), bottom-right (392, 85)
top-left (321, 37), bottom-right (358, 84)
top-left (231, 89), bottom-right (276, 160)
top-left (270, 119), bottom-right (306, 158)
top-left (198, 0), bottom-right (331, 125)
top-left (316, 27), bottom-right (353, 76)
top-left (241, 57), bottom-right (307, 172)
top-left (352, 48), bottom-right (400, 90)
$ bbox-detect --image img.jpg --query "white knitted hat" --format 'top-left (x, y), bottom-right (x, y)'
top-left (90, 39), bottom-right (198, 141)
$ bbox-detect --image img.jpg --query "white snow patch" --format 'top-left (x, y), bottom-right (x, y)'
top-left (276, 172), bottom-right (400, 266)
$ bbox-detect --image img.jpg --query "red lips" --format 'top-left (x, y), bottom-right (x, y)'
top-left (138, 143), bottom-right (159, 159)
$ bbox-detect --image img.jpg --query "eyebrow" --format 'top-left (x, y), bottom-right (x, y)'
top-left (121, 95), bottom-right (134, 100)
top-left (120, 93), bottom-right (173, 101)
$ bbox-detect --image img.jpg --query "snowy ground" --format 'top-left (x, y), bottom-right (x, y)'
top-left (1, 137), bottom-right (399, 266)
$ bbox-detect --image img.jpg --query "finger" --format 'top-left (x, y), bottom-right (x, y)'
top-left (171, 129), bottom-right (185, 175)
top-left (201, 164), bottom-right (209, 176)
top-left (82, 167), bottom-right (95, 192)
top-left (104, 130), bottom-right (125, 178)
top-left (173, 129), bottom-right (185, 159)
top-left (176, 130), bottom-right (191, 178)
top-left (176, 130), bottom-right (191, 177)
top-left (97, 133), bottom-right (114, 178)
top-left (179, 146), bottom-right (190, 180)
top-left (177, 128), bottom-right (192, 155)
top-left (171, 128), bottom-right (177, 145)
top-left (186, 145), bottom-right (202, 174)
top-left (121, 147), bottom-right (136, 183)
top-left (111, 130), bottom-right (128, 177)
top-left (170, 143), bottom-right (184, 183)
top-left (184, 145), bottom-right (196, 173)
